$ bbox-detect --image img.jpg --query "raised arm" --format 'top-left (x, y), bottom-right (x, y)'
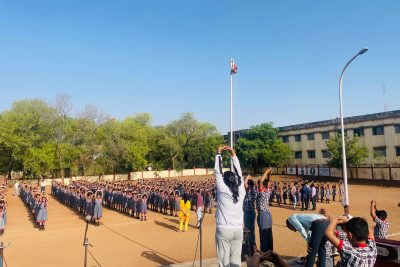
top-left (214, 145), bottom-right (224, 175)
top-left (259, 167), bottom-right (272, 187)
top-left (325, 217), bottom-right (348, 249)
top-left (370, 200), bottom-right (377, 219)
top-left (244, 175), bottom-right (251, 190)
top-left (225, 146), bottom-right (242, 179)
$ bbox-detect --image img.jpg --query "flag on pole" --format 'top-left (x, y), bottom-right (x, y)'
top-left (230, 59), bottom-right (237, 74)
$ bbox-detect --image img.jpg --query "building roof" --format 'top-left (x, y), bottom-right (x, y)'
top-left (277, 110), bottom-right (400, 132)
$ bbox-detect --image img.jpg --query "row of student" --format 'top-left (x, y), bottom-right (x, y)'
top-left (51, 181), bottom-right (103, 225)
top-left (0, 179), bottom-right (7, 234)
top-left (18, 183), bottom-right (48, 230)
top-left (51, 178), bottom-right (215, 230)
top-left (266, 180), bottom-right (344, 209)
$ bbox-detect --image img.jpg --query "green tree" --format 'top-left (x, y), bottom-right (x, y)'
top-left (165, 113), bottom-right (223, 169)
top-left (326, 135), bottom-right (369, 168)
top-left (235, 123), bottom-right (291, 173)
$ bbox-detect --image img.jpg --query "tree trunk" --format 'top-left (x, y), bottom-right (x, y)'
top-left (172, 153), bottom-right (178, 170)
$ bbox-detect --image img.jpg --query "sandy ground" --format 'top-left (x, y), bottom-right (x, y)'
top-left (2, 183), bottom-right (400, 267)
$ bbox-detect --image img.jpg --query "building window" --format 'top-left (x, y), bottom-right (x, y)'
top-left (321, 131), bottom-right (330, 140)
top-left (307, 150), bottom-right (316, 159)
top-left (282, 136), bottom-right (289, 143)
top-left (322, 150), bottom-right (330, 158)
top-left (372, 126), bottom-right (384, 136)
top-left (395, 125), bottom-right (400, 134)
top-left (353, 128), bottom-right (364, 137)
top-left (307, 133), bottom-right (315, 141)
top-left (396, 147), bottom-right (400, 157)
top-left (336, 129), bottom-right (347, 136)
top-left (373, 146), bottom-right (386, 157)
top-left (294, 134), bottom-right (301, 142)
top-left (294, 151), bottom-right (302, 159)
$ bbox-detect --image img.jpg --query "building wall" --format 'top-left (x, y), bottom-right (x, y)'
top-left (278, 114), bottom-right (400, 166)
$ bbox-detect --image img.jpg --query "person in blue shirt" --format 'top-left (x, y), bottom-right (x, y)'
top-left (286, 213), bottom-right (329, 267)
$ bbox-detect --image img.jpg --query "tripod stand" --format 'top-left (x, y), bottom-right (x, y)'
top-left (83, 215), bottom-right (93, 267)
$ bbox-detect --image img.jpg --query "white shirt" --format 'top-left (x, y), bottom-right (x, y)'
top-left (214, 154), bottom-right (245, 230)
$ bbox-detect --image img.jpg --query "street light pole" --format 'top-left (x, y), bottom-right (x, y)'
top-left (339, 47), bottom-right (368, 205)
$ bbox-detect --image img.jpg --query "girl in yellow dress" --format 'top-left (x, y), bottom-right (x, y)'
top-left (179, 194), bottom-right (191, 232)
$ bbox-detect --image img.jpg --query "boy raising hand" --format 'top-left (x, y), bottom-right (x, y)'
top-left (325, 216), bottom-right (377, 267)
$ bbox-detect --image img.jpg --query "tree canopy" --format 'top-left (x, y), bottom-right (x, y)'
top-left (326, 135), bottom-right (369, 168)
top-left (235, 123), bottom-right (291, 173)
top-left (0, 98), bottom-right (223, 179)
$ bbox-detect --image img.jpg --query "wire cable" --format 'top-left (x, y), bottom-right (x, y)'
top-left (191, 230), bottom-right (200, 267)
top-left (88, 248), bottom-right (103, 267)
top-left (3, 256), bottom-right (8, 267)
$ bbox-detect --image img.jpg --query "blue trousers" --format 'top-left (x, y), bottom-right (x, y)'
top-left (244, 211), bottom-right (256, 247)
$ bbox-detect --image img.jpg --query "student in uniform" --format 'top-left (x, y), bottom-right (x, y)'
top-left (0, 205), bottom-right (6, 234)
top-left (325, 184), bottom-right (331, 204)
top-left (141, 194), bottom-right (148, 221)
top-left (370, 200), bottom-right (389, 239)
top-left (93, 192), bottom-right (103, 226)
top-left (37, 195), bottom-right (48, 230)
top-left (174, 191), bottom-right (180, 217)
top-left (325, 217), bottom-right (377, 267)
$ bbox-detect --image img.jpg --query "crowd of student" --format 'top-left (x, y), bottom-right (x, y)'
top-left (17, 182), bottom-right (48, 230)
top-left (51, 178), bottom-right (215, 231)
top-left (0, 179), bottom-right (7, 234)
top-left (8, 144), bottom-right (391, 267)
top-left (266, 179), bottom-right (345, 210)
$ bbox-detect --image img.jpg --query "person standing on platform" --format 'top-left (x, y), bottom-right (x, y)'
top-left (214, 145), bottom-right (245, 267)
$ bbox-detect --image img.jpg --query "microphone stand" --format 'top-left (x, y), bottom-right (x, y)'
top-left (198, 209), bottom-right (206, 267)
top-left (83, 215), bottom-right (92, 267)
top-left (0, 242), bottom-right (11, 267)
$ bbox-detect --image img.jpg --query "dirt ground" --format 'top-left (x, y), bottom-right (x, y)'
top-left (2, 183), bottom-right (400, 267)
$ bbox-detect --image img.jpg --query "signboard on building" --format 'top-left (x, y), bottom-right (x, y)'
top-left (286, 167), bottom-right (296, 175)
top-left (319, 167), bottom-right (330, 176)
top-left (298, 166), bottom-right (306, 176)
top-left (307, 166), bottom-right (317, 176)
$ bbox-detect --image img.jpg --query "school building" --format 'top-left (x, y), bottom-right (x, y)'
top-left (230, 110), bottom-right (400, 167)
top-left (278, 110), bottom-right (400, 166)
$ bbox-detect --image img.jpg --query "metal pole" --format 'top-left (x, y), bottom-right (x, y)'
top-left (83, 215), bottom-right (91, 267)
top-left (84, 237), bottom-right (88, 267)
top-left (200, 222), bottom-right (202, 267)
top-left (230, 58), bottom-right (234, 170)
top-left (0, 242), bottom-right (3, 267)
top-left (339, 48), bottom-right (368, 206)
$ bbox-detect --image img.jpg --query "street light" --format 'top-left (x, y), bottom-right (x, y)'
top-left (339, 47), bottom-right (368, 205)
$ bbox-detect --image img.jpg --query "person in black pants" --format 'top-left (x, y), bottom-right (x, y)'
top-left (286, 214), bottom-right (329, 267)
top-left (301, 182), bottom-right (310, 211)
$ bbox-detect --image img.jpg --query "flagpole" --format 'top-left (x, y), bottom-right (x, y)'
top-left (230, 58), bottom-right (234, 170)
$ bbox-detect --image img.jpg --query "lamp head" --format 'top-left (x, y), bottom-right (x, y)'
top-left (358, 47), bottom-right (368, 55)
top-left (85, 215), bottom-right (92, 222)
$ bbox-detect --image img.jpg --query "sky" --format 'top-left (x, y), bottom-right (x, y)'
top-left (1, 1), bottom-right (399, 133)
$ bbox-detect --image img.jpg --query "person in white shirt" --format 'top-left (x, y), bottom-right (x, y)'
top-left (214, 145), bottom-right (246, 267)
top-left (14, 181), bottom-right (20, 196)
top-left (40, 179), bottom-right (46, 193)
